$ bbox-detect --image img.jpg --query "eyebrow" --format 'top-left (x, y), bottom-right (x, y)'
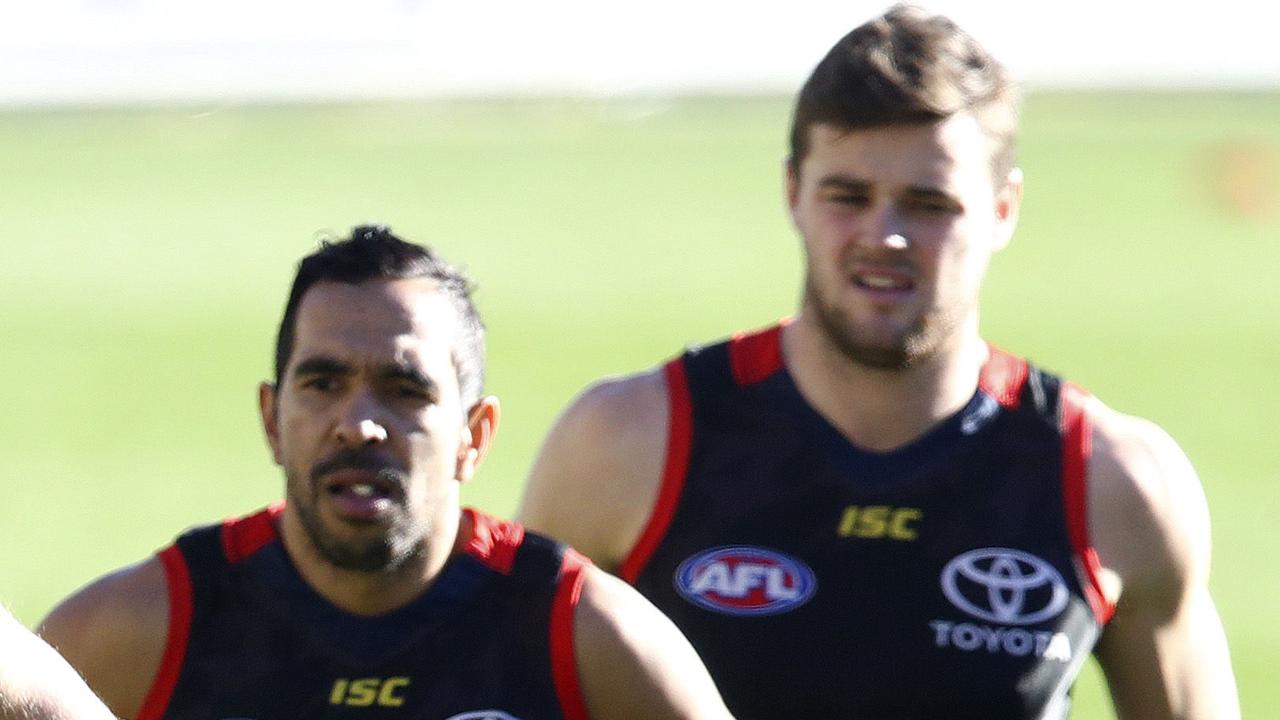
top-left (816, 175), bottom-right (871, 192)
top-left (378, 362), bottom-right (438, 395)
top-left (817, 175), bottom-right (961, 204)
top-left (902, 186), bottom-right (959, 202)
top-left (292, 356), bottom-right (354, 379)
top-left (291, 356), bottom-right (441, 397)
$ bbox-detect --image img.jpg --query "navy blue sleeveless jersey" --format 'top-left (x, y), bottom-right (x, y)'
top-left (138, 505), bottom-right (591, 720)
top-left (620, 323), bottom-right (1114, 720)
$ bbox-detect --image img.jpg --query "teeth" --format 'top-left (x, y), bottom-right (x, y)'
top-left (861, 276), bottom-right (904, 289)
top-left (351, 484), bottom-right (375, 497)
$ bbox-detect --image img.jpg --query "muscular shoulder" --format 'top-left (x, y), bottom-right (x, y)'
top-left (517, 368), bottom-right (670, 570)
top-left (573, 564), bottom-right (731, 720)
top-left (39, 556), bottom-right (171, 719)
top-left (0, 605), bottom-right (116, 720)
top-left (1086, 398), bottom-right (1212, 611)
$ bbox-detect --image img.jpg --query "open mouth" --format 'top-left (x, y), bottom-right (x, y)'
top-left (323, 469), bottom-right (401, 520)
top-left (852, 268), bottom-right (914, 292)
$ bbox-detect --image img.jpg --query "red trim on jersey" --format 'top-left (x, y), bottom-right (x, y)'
top-left (221, 502), bottom-right (284, 564)
top-left (550, 550), bottom-right (591, 720)
top-left (729, 323), bottom-right (786, 386)
top-left (978, 345), bottom-right (1029, 409)
top-left (460, 507), bottom-right (524, 575)
top-left (1060, 381), bottom-right (1116, 625)
top-left (619, 359), bottom-right (692, 584)
top-left (136, 546), bottom-right (194, 720)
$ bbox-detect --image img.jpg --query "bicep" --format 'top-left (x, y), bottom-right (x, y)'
top-left (1095, 587), bottom-right (1238, 720)
top-left (572, 568), bottom-right (732, 720)
top-left (1088, 408), bottom-right (1239, 719)
top-left (37, 558), bottom-right (170, 720)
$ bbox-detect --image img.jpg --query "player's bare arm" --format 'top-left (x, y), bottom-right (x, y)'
top-left (573, 565), bottom-right (734, 720)
top-left (517, 368), bottom-right (669, 571)
top-left (0, 604), bottom-right (116, 720)
top-left (37, 558), bottom-right (169, 720)
top-left (1087, 400), bottom-right (1240, 720)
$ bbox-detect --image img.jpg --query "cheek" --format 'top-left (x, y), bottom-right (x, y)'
top-left (934, 240), bottom-right (992, 294)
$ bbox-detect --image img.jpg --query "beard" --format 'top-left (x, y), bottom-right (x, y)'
top-left (804, 274), bottom-right (962, 371)
top-left (287, 453), bottom-right (429, 573)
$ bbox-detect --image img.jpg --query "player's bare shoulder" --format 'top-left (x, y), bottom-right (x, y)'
top-left (573, 563), bottom-right (733, 720)
top-left (1084, 388), bottom-right (1239, 717)
top-left (38, 556), bottom-right (170, 719)
top-left (1085, 397), bottom-right (1212, 610)
top-left (517, 368), bottom-right (670, 571)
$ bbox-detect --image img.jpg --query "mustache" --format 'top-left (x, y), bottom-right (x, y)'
top-left (309, 448), bottom-right (407, 485)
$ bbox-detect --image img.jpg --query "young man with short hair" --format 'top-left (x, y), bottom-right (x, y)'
top-left (518, 6), bottom-right (1239, 718)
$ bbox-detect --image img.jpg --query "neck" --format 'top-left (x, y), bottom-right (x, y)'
top-left (279, 506), bottom-right (466, 617)
top-left (782, 313), bottom-right (988, 451)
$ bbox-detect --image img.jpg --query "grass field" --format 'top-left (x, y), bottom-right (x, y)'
top-left (1, 93), bottom-right (1276, 716)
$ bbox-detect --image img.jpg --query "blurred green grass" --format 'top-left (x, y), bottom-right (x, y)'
top-left (1, 93), bottom-right (1275, 717)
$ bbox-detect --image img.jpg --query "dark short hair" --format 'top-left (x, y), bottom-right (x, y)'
top-left (274, 225), bottom-right (485, 406)
top-left (788, 4), bottom-right (1020, 184)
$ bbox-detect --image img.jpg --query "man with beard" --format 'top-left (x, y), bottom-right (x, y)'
top-left (1, 605), bottom-right (114, 720)
top-left (38, 226), bottom-right (733, 720)
top-left (517, 6), bottom-right (1239, 719)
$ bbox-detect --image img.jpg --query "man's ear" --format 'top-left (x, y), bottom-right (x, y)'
top-left (993, 167), bottom-right (1024, 252)
top-left (455, 396), bottom-right (500, 483)
top-left (259, 382), bottom-right (283, 466)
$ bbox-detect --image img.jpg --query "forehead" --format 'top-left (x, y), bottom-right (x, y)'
top-left (801, 115), bottom-right (995, 193)
top-left (290, 278), bottom-right (458, 371)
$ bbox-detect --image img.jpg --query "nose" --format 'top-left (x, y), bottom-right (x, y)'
top-left (858, 206), bottom-right (909, 251)
top-left (333, 392), bottom-right (388, 447)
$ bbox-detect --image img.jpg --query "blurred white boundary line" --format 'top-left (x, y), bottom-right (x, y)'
top-left (0, 0), bottom-right (1276, 107)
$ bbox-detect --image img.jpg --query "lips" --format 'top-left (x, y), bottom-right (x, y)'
top-left (317, 466), bottom-right (405, 521)
top-left (851, 266), bottom-right (915, 293)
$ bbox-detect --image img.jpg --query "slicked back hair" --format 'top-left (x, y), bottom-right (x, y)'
top-left (273, 225), bottom-right (486, 406)
top-left (788, 4), bottom-right (1020, 185)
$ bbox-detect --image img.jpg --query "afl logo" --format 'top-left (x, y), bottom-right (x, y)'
top-left (444, 712), bottom-right (523, 720)
top-left (940, 548), bottom-right (1069, 625)
top-left (675, 546), bottom-right (816, 616)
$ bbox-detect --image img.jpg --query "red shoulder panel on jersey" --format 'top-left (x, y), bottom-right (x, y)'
top-left (136, 545), bottom-right (194, 720)
top-left (978, 344), bottom-right (1029, 409)
top-left (550, 550), bottom-right (591, 720)
top-left (619, 358), bottom-right (692, 583)
top-left (460, 507), bottom-right (524, 575)
top-left (1059, 381), bottom-right (1116, 625)
top-left (729, 321), bottom-right (787, 386)
top-left (221, 502), bottom-right (284, 565)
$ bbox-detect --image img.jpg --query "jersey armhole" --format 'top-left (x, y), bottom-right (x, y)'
top-left (135, 545), bottom-right (194, 720)
top-left (550, 551), bottom-right (591, 720)
top-left (1060, 382), bottom-right (1118, 625)
top-left (618, 358), bottom-right (692, 583)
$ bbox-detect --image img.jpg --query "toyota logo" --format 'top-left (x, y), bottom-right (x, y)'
top-left (940, 548), bottom-right (1069, 625)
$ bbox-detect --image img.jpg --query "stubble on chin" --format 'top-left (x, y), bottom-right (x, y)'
top-left (806, 280), bottom-right (920, 370)
top-left (286, 475), bottom-right (429, 573)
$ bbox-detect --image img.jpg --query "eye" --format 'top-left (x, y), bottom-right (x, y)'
top-left (392, 381), bottom-right (437, 404)
top-left (397, 385), bottom-right (427, 400)
top-left (300, 376), bottom-right (339, 393)
top-left (905, 197), bottom-right (960, 216)
top-left (829, 193), bottom-right (870, 207)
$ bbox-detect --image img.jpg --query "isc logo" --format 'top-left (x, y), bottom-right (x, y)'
top-left (329, 677), bottom-right (410, 707)
top-left (836, 505), bottom-right (922, 540)
top-left (675, 546), bottom-right (816, 616)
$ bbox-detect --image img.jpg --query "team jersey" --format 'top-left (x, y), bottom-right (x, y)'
top-left (621, 323), bottom-right (1115, 720)
top-left (138, 505), bottom-right (590, 720)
